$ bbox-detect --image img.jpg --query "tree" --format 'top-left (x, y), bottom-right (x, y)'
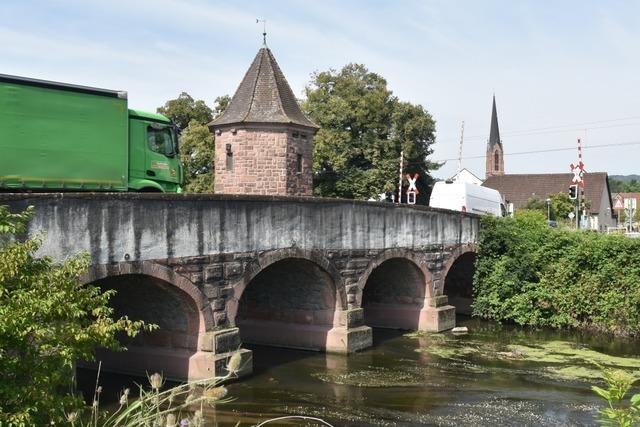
top-left (212, 95), bottom-right (231, 119)
top-left (180, 120), bottom-right (215, 193)
top-left (609, 177), bottom-right (640, 193)
top-left (525, 192), bottom-right (579, 222)
top-left (620, 205), bottom-right (640, 224)
top-left (0, 206), bottom-right (150, 425)
top-left (303, 64), bottom-right (438, 201)
top-left (550, 192), bottom-right (575, 221)
top-left (389, 101), bottom-right (439, 204)
top-left (157, 94), bottom-right (229, 193)
top-left (157, 92), bottom-right (213, 130)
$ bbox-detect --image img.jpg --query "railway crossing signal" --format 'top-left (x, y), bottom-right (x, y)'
top-left (569, 185), bottom-right (578, 199)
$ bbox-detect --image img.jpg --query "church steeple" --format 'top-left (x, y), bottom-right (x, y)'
top-left (489, 95), bottom-right (501, 149)
top-left (486, 95), bottom-right (504, 178)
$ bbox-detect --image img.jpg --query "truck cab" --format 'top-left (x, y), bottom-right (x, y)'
top-left (128, 110), bottom-right (182, 193)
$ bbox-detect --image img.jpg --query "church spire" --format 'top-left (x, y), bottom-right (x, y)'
top-left (489, 94), bottom-right (501, 149)
top-left (486, 95), bottom-right (504, 178)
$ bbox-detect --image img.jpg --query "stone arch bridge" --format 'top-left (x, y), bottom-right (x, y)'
top-left (1, 194), bottom-right (479, 380)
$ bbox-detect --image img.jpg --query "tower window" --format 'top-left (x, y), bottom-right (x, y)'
top-left (494, 152), bottom-right (500, 171)
top-left (226, 144), bottom-right (233, 171)
top-left (296, 154), bottom-right (303, 174)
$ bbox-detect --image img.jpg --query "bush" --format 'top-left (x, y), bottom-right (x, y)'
top-left (592, 366), bottom-right (640, 426)
top-left (473, 210), bottom-right (640, 335)
top-left (0, 206), bottom-right (150, 426)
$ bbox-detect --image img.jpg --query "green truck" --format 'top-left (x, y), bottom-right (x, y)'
top-left (0, 74), bottom-right (183, 192)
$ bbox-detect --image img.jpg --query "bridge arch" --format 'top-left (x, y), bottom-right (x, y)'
top-left (441, 244), bottom-right (477, 315)
top-left (357, 249), bottom-right (433, 330)
top-left (80, 261), bottom-right (215, 380)
top-left (83, 261), bottom-right (214, 331)
top-left (228, 248), bottom-right (346, 351)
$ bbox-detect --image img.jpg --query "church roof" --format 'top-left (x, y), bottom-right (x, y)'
top-left (209, 47), bottom-right (318, 130)
top-left (488, 95), bottom-right (501, 149)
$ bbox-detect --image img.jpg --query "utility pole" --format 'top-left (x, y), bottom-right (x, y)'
top-left (457, 121), bottom-right (465, 174)
top-left (397, 150), bottom-right (404, 204)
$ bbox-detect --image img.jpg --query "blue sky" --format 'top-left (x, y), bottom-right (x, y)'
top-left (3, 1), bottom-right (640, 179)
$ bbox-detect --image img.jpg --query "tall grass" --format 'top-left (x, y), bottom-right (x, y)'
top-left (68, 352), bottom-right (242, 427)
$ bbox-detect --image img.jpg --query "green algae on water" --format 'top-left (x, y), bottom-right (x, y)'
top-left (312, 366), bottom-right (426, 387)
top-left (410, 331), bottom-right (640, 382)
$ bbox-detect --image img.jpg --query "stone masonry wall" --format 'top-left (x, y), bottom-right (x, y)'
top-left (285, 131), bottom-right (313, 196)
top-left (154, 245), bottom-right (466, 330)
top-left (214, 127), bottom-right (313, 196)
top-left (214, 128), bottom-right (288, 195)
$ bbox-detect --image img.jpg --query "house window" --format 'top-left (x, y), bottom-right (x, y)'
top-left (292, 131), bottom-right (300, 139)
top-left (301, 133), bottom-right (308, 140)
top-left (494, 152), bottom-right (500, 171)
top-left (296, 154), bottom-right (303, 174)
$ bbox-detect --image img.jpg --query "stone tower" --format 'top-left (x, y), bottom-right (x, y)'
top-left (485, 95), bottom-right (504, 178)
top-left (209, 45), bottom-right (318, 196)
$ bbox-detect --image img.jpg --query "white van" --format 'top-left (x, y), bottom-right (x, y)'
top-left (429, 181), bottom-right (505, 217)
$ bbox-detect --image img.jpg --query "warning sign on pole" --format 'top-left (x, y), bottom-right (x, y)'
top-left (406, 173), bottom-right (419, 205)
top-left (613, 194), bottom-right (624, 210)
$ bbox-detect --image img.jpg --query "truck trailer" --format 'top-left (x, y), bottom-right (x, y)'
top-left (0, 74), bottom-right (183, 192)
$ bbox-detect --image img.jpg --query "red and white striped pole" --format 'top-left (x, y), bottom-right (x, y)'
top-left (577, 138), bottom-right (586, 228)
top-left (397, 150), bottom-right (404, 204)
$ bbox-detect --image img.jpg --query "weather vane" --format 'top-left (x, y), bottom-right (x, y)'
top-left (256, 18), bottom-right (267, 45)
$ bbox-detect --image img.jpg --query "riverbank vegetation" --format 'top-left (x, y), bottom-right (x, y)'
top-left (0, 206), bottom-right (151, 426)
top-left (592, 366), bottom-right (640, 426)
top-left (473, 210), bottom-right (640, 335)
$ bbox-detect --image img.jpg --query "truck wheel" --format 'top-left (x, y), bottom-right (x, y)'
top-left (138, 187), bottom-right (162, 193)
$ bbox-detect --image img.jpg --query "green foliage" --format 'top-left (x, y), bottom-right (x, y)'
top-left (525, 192), bottom-right (579, 222)
top-left (620, 207), bottom-right (640, 224)
top-left (473, 211), bottom-right (640, 334)
top-left (157, 92), bottom-right (213, 130)
top-left (609, 177), bottom-right (640, 193)
top-left (592, 366), bottom-right (640, 426)
top-left (212, 95), bottom-right (230, 120)
top-left (0, 206), bottom-right (151, 426)
top-left (179, 120), bottom-right (215, 193)
top-left (303, 64), bottom-right (438, 202)
top-left (157, 93), bottom-right (229, 193)
top-left (550, 192), bottom-right (577, 221)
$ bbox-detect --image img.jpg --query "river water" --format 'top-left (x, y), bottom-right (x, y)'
top-left (81, 317), bottom-right (640, 426)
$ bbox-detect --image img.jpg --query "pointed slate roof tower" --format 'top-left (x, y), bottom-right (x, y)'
top-left (209, 47), bottom-right (318, 129)
top-left (485, 95), bottom-right (504, 179)
top-left (210, 44), bottom-right (317, 196)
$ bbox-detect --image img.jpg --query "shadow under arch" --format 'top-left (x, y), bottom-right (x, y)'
top-left (80, 262), bottom-right (215, 380)
top-left (228, 249), bottom-right (346, 352)
top-left (357, 250), bottom-right (433, 330)
top-left (441, 245), bottom-right (477, 315)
